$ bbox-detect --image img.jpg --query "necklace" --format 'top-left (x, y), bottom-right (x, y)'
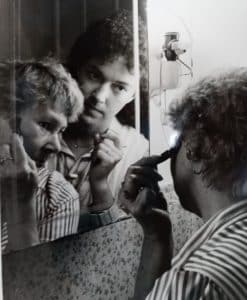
top-left (72, 143), bottom-right (79, 149)
top-left (69, 139), bottom-right (89, 149)
top-left (69, 141), bottom-right (94, 158)
top-left (66, 137), bottom-right (94, 156)
top-left (71, 142), bottom-right (94, 150)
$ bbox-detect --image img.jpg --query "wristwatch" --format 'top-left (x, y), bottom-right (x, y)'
top-left (78, 205), bottom-right (128, 232)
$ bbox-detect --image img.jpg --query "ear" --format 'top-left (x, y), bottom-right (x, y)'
top-left (185, 145), bottom-right (203, 175)
top-left (191, 160), bottom-right (203, 175)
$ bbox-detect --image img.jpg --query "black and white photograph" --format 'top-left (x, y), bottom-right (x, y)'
top-left (1, 0), bottom-right (247, 299)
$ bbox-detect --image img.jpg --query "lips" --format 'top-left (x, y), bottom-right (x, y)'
top-left (84, 102), bottom-right (104, 117)
top-left (37, 151), bottom-right (55, 166)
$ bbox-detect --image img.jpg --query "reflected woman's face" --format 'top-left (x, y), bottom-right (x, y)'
top-left (77, 56), bottom-right (135, 133)
top-left (19, 101), bottom-right (67, 166)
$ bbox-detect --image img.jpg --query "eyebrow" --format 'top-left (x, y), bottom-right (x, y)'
top-left (113, 81), bottom-right (129, 86)
top-left (86, 64), bottom-right (103, 78)
top-left (52, 115), bottom-right (67, 129)
top-left (37, 111), bottom-right (67, 129)
top-left (84, 63), bottom-right (134, 92)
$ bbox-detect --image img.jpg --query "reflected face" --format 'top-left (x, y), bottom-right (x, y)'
top-left (77, 56), bottom-right (135, 133)
top-left (19, 101), bottom-right (67, 167)
top-left (170, 142), bottom-right (197, 213)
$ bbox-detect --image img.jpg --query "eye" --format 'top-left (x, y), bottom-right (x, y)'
top-left (86, 69), bottom-right (100, 82)
top-left (38, 122), bottom-right (51, 131)
top-left (112, 83), bottom-right (127, 94)
top-left (59, 127), bottom-right (66, 134)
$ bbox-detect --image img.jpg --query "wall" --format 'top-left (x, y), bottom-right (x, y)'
top-left (0, 0), bottom-right (133, 60)
top-left (0, 0), bottom-right (148, 136)
top-left (148, 0), bottom-right (247, 184)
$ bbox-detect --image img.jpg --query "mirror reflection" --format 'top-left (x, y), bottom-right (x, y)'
top-left (3, 0), bottom-right (247, 299)
top-left (0, 0), bottom-right (149, 254)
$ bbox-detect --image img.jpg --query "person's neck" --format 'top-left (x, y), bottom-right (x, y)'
top-left (193, 179), bottom-right (235, 222)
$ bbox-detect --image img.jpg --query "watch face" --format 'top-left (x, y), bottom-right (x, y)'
top-left (78, 205), bottom-right (130, 232)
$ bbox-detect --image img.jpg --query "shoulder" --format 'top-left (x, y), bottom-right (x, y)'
top-left (147, 269), bottom-right (229, 300)
top-left (111, 118), bottom-right (148, 151)
top-left (193, 208), bottom-right (247, 262)
top-left (181, 210), bottom-right (247, 299)
top-left (37, 167), bottom-right (79, 202)
top-left (36, 168), bottom-right (79, 231)
top-left (122, 125), bottom-right (148, 145)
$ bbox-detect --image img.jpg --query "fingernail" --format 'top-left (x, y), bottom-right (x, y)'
top-left (130, 174), bottom-right (137, 179)
top-left (94, 134), bottom-right (101, 144)
top-left (103, 128), bottom-right (109, 134)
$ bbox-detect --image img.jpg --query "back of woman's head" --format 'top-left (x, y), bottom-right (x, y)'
top-left (170, 68), bottom-right (247, 190)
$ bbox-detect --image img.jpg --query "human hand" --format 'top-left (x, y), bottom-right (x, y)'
top-left (90, 129), bottom-right (123, 185)
top-left (87, 130), bottom-right (122, 212)
top-left (0, 118), bottom-right (12, 145)
top-left (1, 134), bottom-right (38, 226)
top-left (119, 156), bottom-right (172, 240)
top-left (119, 156), bottom-right (163, 200)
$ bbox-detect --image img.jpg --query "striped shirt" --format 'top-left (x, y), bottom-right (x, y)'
top-left (2, 167), bottom-right (80, 252)
top-left (37, 168), bottom-right (79, 243)
top-left (147, 200), bottom-right (247, 300)
top-left (48, 118), bottom-right (149, 220)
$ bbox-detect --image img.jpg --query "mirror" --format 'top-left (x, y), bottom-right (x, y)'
top-left (4, 0), bottom-right (247, 298)
top-left (1, 0), bottom-right (150, 299)
top-left (0, 0), bottom-right (149, 255)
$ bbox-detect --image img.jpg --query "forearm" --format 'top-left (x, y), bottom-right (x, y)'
top-left (5, 192), bottom-right (39, 251)
top-left (7, 222), bottom-right (39, 251)
top-left (90, 179), bottom-right (114, 212)
top-left (5, 191), bottom-right (37, 226)
top-left (133, 234), bottom-right (172, 300)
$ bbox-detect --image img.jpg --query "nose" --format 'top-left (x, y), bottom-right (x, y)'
top-left (93, 83), bottom-right (110, 104)
top-left (47, 133), bottom-right (61, 153)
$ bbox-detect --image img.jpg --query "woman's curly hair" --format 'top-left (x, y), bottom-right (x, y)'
top-left (169, 68), bottom-right (247, 190)
top-left (67, 9), bottom-right (148, 128)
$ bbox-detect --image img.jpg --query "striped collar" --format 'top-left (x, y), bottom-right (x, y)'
top-left (173, 199), bottom-right (247, 268)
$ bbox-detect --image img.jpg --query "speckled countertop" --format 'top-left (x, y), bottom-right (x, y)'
top-left (3, 218), bottom-right (143, 300)
top-left (2, 185), bottom-right (202, 300)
